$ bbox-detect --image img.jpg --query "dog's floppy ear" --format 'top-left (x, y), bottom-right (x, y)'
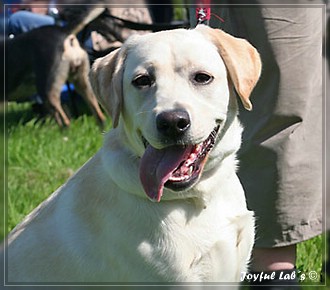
top-left (90, 48), bottom-right (126, 128)
top-left (196, 25), bottom-right (262, 111)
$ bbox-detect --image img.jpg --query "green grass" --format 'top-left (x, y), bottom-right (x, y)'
top-left (4, 102), bottom-right (110, 234)
top-left (3, 102), bottom-right (327, 287)
top-left (296, 234), bottom-right (326, 287)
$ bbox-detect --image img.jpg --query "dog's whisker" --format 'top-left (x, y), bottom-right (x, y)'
top-left (135, 110), bottom-right (153, 116)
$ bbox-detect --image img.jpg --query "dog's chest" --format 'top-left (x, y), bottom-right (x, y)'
top-left (97, 200), bottom-right (240, 282)
top-left (136, 222), bottom-right (236, 282)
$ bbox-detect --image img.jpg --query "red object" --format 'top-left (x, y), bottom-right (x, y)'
top-left (196, 0), bottom-right (211, 23)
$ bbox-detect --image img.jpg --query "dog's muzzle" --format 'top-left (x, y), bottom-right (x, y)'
top-left (139, 124), bottom-right (220, 202)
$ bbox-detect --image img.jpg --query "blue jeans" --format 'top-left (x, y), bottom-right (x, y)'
top-left (8, 10), bottom-right (55, 36)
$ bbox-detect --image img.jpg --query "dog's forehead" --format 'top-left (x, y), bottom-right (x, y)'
top-left (124, 29), bottom-right (224, 71)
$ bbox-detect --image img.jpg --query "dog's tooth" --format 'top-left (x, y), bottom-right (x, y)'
top-left (195, 144), bottom-right (202, 151)
top-left (189, 153), bottom-right (197, 162)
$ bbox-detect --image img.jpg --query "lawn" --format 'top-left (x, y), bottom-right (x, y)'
top-left (2, 102), bottom-right (327, 287)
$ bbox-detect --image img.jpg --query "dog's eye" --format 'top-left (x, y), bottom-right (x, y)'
top-left (193, 72), bottom-right (214, 85)
top-left (132, 75), bottom-right (154, 88)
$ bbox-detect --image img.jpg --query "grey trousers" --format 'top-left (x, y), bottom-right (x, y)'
top-left (191, 2), bottom-right (324, 247)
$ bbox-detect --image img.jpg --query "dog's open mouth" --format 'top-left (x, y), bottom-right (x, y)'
top-left (139, 125), bottom-right (220, 202)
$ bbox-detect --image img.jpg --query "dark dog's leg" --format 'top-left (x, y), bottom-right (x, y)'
top-left (34, 42), bottom-right (73, 127)
top-left (71, 53), bottom-right (106, 128)
top-left (49, 76), bottom-right (71, 127)
top-left (37, 62), bottom-right (72, 127)
top-left (48, 92), bottom-right (71, 127)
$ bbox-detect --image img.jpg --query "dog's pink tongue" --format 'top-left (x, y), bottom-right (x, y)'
top-left (139, 145), bottom-right (192, 202)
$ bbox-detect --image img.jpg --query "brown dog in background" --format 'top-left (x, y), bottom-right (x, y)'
top-left (2, 8), bottom-right (106, 127)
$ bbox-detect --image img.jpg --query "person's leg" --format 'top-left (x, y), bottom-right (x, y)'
top-left (8, 10), bottom-right (55, 35)
top-left (251, 245), bottom-right (296, 272)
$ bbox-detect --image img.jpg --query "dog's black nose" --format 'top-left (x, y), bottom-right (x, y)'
top-left (156, 110), bottom-right (191, 138)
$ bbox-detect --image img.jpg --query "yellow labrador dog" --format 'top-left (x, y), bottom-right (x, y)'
top-left (4, 25), bottom-right (261, 284)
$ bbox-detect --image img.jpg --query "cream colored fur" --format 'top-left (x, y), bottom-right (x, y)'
top-left (3, 25), bottom-right (261, 285)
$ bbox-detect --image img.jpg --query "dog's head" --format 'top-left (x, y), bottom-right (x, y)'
top-left (90, 25), bottom-right (261, 202)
